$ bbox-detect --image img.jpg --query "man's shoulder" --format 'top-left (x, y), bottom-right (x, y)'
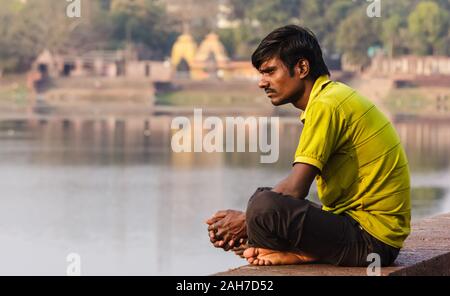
top-left (316, 81), bottom-right (374, 113)
top-left (317, 81), bottom-right (358, 103)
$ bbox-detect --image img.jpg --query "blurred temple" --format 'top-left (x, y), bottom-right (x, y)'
top-left (368, 53), bottom-right (450, 87)
top-left (26, 48), bottom-right (165, 115)
top-left (170, 32), bottom-right (258, 81)
top-left (31, 49), bottom-right (172, 82)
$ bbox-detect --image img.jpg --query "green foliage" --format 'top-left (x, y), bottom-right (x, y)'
top-left (225, 0), bottom-right (449, 65)
top-left (408, 1), bottom-right (449, 55)
top-left (336, 8), bottom-right (382, 66)
top-left (321, 0), bottom-right (355, 52)
top-left (0, 0), bottom-right (176, 73)
top-left (0, 0), bottom-right (71, 72)
top-left (109, 0), bottom-right (176, 57)
top-left (1, 0), bottom-right (450, 73)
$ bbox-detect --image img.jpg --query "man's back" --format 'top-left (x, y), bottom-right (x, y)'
top-left (294, 75), bottom-right (411, 249)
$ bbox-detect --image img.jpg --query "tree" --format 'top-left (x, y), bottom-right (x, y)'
top-left (378, 0), bottom-right (416, 57)
top-left (163, 0), bottom-right (220, 42)
top-left (0, 0), bottom-right (72, 72)
top-left (336, 8), bottom-right (382, 67)
top-left (381, 15), bottom-right (402, 58)
top-left (109, 0), bottom-right (176, 58)
top-left (2, 0), bottom-right (450, 74)
top-left (408, 1), bottom-right (449, 55)
top-left (223, 0), bottom-right (303, 59)
top-left (64, 1), bottom-right (114, 52)
top-left (321, 0), bottom-right (355, 54)
top-left (249, 0), bottom-right (300, 35)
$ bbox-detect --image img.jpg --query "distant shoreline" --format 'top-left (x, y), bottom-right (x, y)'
top-left (1, 73), bottom-right (449, 121)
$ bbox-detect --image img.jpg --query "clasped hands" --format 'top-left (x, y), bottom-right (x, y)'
top-left (205, 209), bottom-right (247, 255)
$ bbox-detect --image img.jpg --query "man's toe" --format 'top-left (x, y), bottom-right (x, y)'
top-left (243, 247), bottom-right (256, 258)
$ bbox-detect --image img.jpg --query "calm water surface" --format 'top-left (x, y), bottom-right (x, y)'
top-left (0, 115), bottom-right (449, 275)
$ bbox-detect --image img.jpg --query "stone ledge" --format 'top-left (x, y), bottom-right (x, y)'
top-left (214, 213), bottom-right (450, 276)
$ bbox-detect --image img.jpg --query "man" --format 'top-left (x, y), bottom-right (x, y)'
top-left (206, 25), bottom-right (411, 267)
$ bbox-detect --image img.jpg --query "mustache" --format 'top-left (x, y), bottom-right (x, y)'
top-left (265, 88), bottom-right (276, 94)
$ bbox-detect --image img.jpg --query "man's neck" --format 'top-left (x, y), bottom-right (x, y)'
top-left (292, 78), bottom-right (316, 110)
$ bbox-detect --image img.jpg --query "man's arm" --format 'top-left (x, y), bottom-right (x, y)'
top-left (272, 162), bottom-right (319, 199)
top-left (205, 163), bottom-right (318, 250)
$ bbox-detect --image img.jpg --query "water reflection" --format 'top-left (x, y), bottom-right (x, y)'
top-left (394, 115), bottom-right (450, 172)
top-left (0, 115), bottom-right (448, 275)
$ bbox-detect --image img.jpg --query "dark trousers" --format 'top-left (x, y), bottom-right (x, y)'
top-left (246, 187), bottom-right (400, 267)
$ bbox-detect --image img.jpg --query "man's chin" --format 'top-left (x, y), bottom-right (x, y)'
top-left (270, 97), bottom-right (288, 106)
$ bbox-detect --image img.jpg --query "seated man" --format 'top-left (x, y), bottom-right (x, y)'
top-left (206, 25), bottom-right (411, 267)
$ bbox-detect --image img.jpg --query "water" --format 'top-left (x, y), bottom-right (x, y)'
top-left (0, 115), bottom-right (449, 275)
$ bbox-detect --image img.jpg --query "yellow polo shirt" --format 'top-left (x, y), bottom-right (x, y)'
top-left (294, 75), bottom-right (411, 249)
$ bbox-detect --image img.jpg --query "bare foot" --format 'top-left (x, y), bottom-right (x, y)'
top-left (243, 247), bottom-right (317, 266)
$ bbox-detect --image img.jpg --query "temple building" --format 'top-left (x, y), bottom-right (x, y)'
top-left (369, 53), bottom-right (450, 77)
top-left (31, 49), bottom-right (172, 82)
top-left (170, 32), bottom-right (257, 81)
top-left (32, 32), bottom-right (258, 83)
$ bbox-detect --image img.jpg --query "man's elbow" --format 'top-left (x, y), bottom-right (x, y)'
top-left (273, 185), bottom-right (308, 199)
top-left (292, 189), bottom-right (308, 200)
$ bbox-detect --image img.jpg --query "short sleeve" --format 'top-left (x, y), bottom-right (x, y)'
top-left (293, 101), bottom-right (341, 172)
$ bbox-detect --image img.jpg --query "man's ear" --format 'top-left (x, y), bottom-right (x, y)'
top-left (296, 59), bottom-right (310, 79)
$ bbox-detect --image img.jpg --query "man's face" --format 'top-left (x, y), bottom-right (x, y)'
top-left (257, 57), bottom-right (305, 106)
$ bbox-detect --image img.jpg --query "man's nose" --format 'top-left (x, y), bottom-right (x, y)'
top-left (258, 77), bottom-right (269, 89)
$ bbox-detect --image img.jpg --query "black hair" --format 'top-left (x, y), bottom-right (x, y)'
top-left (252, 25), bottom-right (330, 79)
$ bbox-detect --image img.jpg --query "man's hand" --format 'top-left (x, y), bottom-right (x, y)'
top-left (205, 210), bottom-right (247, 251)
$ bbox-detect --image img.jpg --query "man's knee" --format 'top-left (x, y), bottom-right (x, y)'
top-left (245, 188), bottom-right (299, 250)
top-left (245, 188), bottom-right (281, 247)
top-left (246, 187), bottom-right (281, 220)
top-left (246, 187), bottom-right (311, 230)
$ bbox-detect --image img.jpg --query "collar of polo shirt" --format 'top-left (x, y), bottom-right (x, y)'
top-left (300, 75), bottom-right (331, 123)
